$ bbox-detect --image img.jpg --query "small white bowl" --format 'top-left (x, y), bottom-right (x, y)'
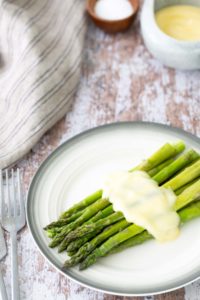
top-left (140, 0), bottom-right (200, 70)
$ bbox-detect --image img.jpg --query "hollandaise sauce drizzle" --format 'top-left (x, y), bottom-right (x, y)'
top-left (103, 171), bottom-right (180, 242)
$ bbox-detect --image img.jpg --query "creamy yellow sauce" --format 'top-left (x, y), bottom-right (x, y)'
top-left (103, 171), bottom-right (180, 242)
top-left (155, 5), bottom-right (200, 41)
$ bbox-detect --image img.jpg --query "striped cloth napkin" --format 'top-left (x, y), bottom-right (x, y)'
top-left (0, 0), bottom-right (86, 168)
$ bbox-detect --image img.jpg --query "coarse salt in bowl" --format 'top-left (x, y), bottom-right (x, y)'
top-left (87, 0), bottom-right (139, 33)
top-left (95, 0), bottom-right (134, 21)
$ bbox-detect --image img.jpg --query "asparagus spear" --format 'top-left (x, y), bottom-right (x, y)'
top-left (65, 207), bottom-right (115, 252)
top-left (45, 141), bottom-right (198, 270)
top-left (109, 231), bottom-right (153, 255)
top-left (152, 149), bottom-right (199, 184)
top-left (67, 251), bottom-right (76, 257)
top-left (175, 177), bottom-right (200, 196)
top-left (49, 174), bottom-right (198, 239)
top-left (178, 198), bottom-right (200, 221)
top-left (148, 158), bottom-right (175, 177)
top-left (47, 205), bottom-right (114, 238)
top-left (45, 141), bottom-right (185, 231)
top-left (130, 141), bottom-right (185, 172)
top-left (172, 140), bottom-right (186, 154)
top-left (46, 140), bottom-right (197, 265)
top-left (64, 219), bottom-right (130, 267)
top-left (46, 141), bottom-right (186, 242)
top-left (49, 148), bottom-right (194, 247)
top-left (66, 198), bottom-right (200, 268)
top-left (59, 190), bottom-right (103, 220)
top-left (62, 150), bottom-right (199, 245)
top-left (49, 198), bottom-right (110, 248)
top-left (66, 173), bottom-right (197, 255)
top-left (148, 141), bottom-right (188, 177)
top-left (47, 212), bottom-right (104, 239)
top-left (174, 179), bottom-right (200, 210)
top-left (79, 179), bottom-right (200, 270)
top-left (56, 206), bottom-right (114, 251)
top-left (109, 199), bottom-right (200, 255)
top-left (46, 228), bottom-right (60, 238)
top-left (45, 191), bottom-right (103, 232)
top-left (44, 210), bottom-right (84, 231)
top-left (47, 151), bottom-right (185, 237)
top-left (69, 143), bottom-right (184, 215)
top-left (58, 211), bottom-right (124, 252)
top-left (65, 176), bottom-right (195, 254)
top-left (67, 231), bottom-right (103, 253)
top-left (86, 205), bottom-right (113, 224)
top-left (163, 159), bottom-right (200, 190)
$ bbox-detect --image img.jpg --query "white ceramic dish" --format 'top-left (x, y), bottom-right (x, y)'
top-left (26, 122), bottom-right (200, 296)
top-left (141, 0), bottom-right (200, 70)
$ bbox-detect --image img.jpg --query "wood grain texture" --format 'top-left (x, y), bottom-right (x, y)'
top-left (2, 13), bottom-right (200, 300)
top-left (154, 289), bottom-right (185, 300)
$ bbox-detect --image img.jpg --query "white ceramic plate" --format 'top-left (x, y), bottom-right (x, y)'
top-left (26, 122), bottom-right (200, 296)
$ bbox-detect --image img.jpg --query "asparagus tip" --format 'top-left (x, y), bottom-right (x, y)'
top-left (48, 241), bottom-right (57, 248)
top-left (58, 247), bottom-right (65, 253)
top-left (63, 260), bottom-right (73, 269)
top-left (79, 263), bottom-right (87, 271)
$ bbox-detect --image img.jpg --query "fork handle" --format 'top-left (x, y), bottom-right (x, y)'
top-left (11, 231), bottom-right (20, 300)
top-left (0, 266), bottom-right (8, 300)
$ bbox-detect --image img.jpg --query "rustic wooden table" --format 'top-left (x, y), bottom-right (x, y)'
top-left (3, 16), bottom-right (200, 300)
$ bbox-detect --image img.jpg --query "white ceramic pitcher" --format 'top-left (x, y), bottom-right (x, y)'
top-left (141, 0), bottom-right (200, 70)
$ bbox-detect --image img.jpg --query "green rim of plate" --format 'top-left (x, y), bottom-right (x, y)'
top-left (26, 121), bottom-right (200, 296)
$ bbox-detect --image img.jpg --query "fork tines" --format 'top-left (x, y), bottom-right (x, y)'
top-left (0, 169), bottom-right (25, 231)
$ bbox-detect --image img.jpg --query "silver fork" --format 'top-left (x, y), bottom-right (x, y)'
top-left (0, 169), bottom-right (26, 300)
top-left (0, 225), bottom-right (7, 300)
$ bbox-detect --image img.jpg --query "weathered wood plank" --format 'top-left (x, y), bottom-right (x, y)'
top-left (155, 289), bottom-right (185, 300)
top-left (184, 282), bottom-right (200, 300)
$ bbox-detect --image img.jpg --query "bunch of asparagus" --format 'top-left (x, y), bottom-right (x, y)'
top-left (44, 141), bottom-right (200, 270)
